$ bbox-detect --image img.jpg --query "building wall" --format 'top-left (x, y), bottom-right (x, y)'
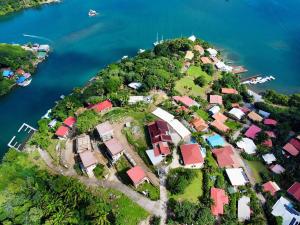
top-left (86, 164), bottom-right (97, 178)
top-left (184, 162), bottom-right (203, 169)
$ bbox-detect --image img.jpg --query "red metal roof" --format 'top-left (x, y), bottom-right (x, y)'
top-left (63, 116), bottom-right (76, 127)
top-left (212, 145), bottom-right (237, 168)
top-left (221, 88), bottom-right (238, 95)
top-left (264, 119), bottom-right (278, 126)
top-left (127, 166), bottom-right (146, 185)
top-left (153, 142), bottom-right (171, 157)
top-left (210, 120), bottom-right (229, 133)
top-left (244, 125), bottom-right (261, 139)
top-left (210, 95), bottom-right (223, 105)
top-left (283, 143), bottom-right (299, 156)
top-left (92, 100), bottom-right (112, 112)
top-left (211, 187), bottom-right (229, 216)
top-left (148, 120), bottom-right (172, 144)
top-left (288, 182), bottom-right (300, 202)
top-left (180, 144), bottom-right (204, 165)
top-left (290, 138), bottom-right (300, 150)
top-left (55, 125), bottom-right (69, 137)
top-left (262, 181), bottom-right (280, 196)
top-left (173, 96), bottom-right (197, 107)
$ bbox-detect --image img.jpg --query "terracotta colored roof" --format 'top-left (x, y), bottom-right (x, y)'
top-left (185, 51), bottom-right (194, 60)
top-left (79, 150), bottom-right (97, 168)
top-left (283, 143), bottom-right (299, 156)
top-left (264, 119), bottom-right (278, 126)
top-left (263, 139), bottom-right (273, 148)
top-left (212, 112), bottom-right (228, 123)
top-left (55, 125), bottom-right (69, 137)
top-left (247, 111), bottom-right (263, 122)
top-left (231, 103), bottom-right (240, 108)
top-left (240, 107), bottom-right (251, 113)
top-left (262, 181), bottom-right (280, 196)
top-left (210, 95), bottom-right (223, 105)
top-left (127, 166), bottom-right (146, 185)
top-left (173, 96), bottom-right (197, 107)
top-left (176, 106), bottom-right (189, 112)
top-left (221, 88), bottom-right (238, 95)
top-left (16, 68), bottom-right (25, 75)
top-left (244, 125), bottom-right (261, 139)
top-left (92, 100), bottom-right (112, 112)
top-left (194, 45), bottom-right (204, 54)
top-left (210, 120), bottom-right (229, 133)
top-left (180, 144), bottom-right (204, 165)
top-left (201, 56), bottom-right (212, 64)
top-left (190, 117), bottom-right (208, 132)
top-left (288, 182), bottom-right (300, 202)
top-left (211, 187), bottom-right (229, 216)
top-left (104, 138), bottom-right (124, 156)
top-left (266, 131), bottom-right (276, 138)
top-left (63, 116), bottom-right (76, 127)
top-left (212, 145), bottom-right (237, 168)
top-left (290, 138), bottom-right (300, 150)
top-left (153, 142), bottom-right (171, 157)
top-left (148, 120), bottom-right (172, 144)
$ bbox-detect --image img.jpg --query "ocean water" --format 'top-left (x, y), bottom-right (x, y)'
top-left (0, 0), bottom-right (300, 157)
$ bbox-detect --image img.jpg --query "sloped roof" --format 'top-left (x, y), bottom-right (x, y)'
top-left (210, 120), bottom-right (230, 133)
top-left (210, 95), bottom-right (223, 105)
top-left (272, 197), bottom-right (300, 225)
top-left (200, 57), bottom-right (212, 64)
top-left (221, 88), bottom-right (238, 95)
top-left (226, 168), bottom-right (248, 186)
top-left (180, 144), bottom-right (204, 165)
top-left (263, 181), bottom-right (280, 196)
top-left (104, 138), bottom-right (124, 155)
top-left (264, 118), bottom-right (278, 126)
top-left (153, 142), bottom-right (171, 156)
top-left (262, 153), bottom-right (276, 164)
top-left (236, 138), bottom-right (257, 154)
top-left (228, 108), bottom-right (245, 120)
top-left (270, 164), bottom-right (285, 174)
top-left (152, 107), bottom-right (174, 123)
top-left (290, 138), bottom-right (300, 150)
top-left (288, 182), bottom-right (300, 202)
top-left (244, 125), bottom-right (262, 139)
top-left (169, 119), bottom-right (191, 139)
top-left (238, 196), bottom-right (251, 222)
top-left (283, 143), bottom-right (299, 156)
top-left (185, 51), bottom-right (194, 60)
top-left (63, 116), bottom-right (76, 127)
top-left (148, 120), bottom-right (172, 144)
top-left (173, 96), bottom-right (198, 107)
top-left (248, 111), bottom-right (263, 122)
top-left (212, 112), bottom-right (228, 123)
top-left (92, 100), bottom-right (113, 112)
top-left (79, 150), bottom-right (97, 168)
top-left (96, 121), bottom-right (113, 135)
top-left (212, 145), bottom-right (238, 168)
top-left (194, 45), bottom-right (204, 54)
top-left (211, 187), bottom-right (229, 216)
top-left (190, 117), bottom-right (208, 132)
top-left (127, 166), bottom-right (146, 185)
top-left (55, 125), bottom-right (69, 137)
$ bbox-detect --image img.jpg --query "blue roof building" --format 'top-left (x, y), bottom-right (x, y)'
top-left (206, 134), bottom-right (225, 148)
top-left (16, 76), bottom-right (26, 84)
top-left (2, 70), bottom-right (13, 78)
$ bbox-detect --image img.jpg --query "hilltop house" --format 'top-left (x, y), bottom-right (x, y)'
top-left (104, 138), bottom-right (125, 163)
top-left (79, 150), bottom-right (98, 177)
top-left (127, 166), bottom-right (149, 188)
top-left (91, 100), bottom-right (113, 113)
top-left (55, 125), bottom-right (69, 139)
top-left (76, 134), bottom-right (92, 153)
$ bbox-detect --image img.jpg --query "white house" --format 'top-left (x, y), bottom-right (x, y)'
top-left (272, 197), bottom-right (300, 225)
top-left (236, 138), bottom-right (257, 154)
top-left (79, 150), bottom-right (98, 177)
top-left (228, 108), bottom-right (245, 120)
top-left (129, 96), bottom-right (151, 105)
top-left (262, 153), bottom-right (276, 165)
top-left (238, 196), bottom-right (251, 222)
top-left (188, 35), bottom-right (196, 42)
top-left (207, 48), bottom-right (218, 57)
top-left (215, 61), bottom-right (233, 72)
top-left (152, 107), bottom-right (174, 123)
top-left (104, 138), bottom-right (125, 163)
top-left (96, 121), bottom-right (114, 142)
top-left (226, 168), bottom-right (248, 186)
top-left (209, 105), bottom-right (221, 115)
top-left (128, 82), bottom-right (142, 90)
top-left (169, 119), bottom-right (191, 142)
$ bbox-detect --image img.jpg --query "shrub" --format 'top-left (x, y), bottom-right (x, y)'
top-left (166, 168), bottom-right (196, 194)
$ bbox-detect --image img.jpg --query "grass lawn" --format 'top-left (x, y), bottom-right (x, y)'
top-left (115, 156), bottom-right (132, 184)
top-left (175, 66), bottom-right (213, 97)
top-left (137, 182), bottom-right (160, 201)
top-left (225, 120), bottom-right (242, 131)
top-left (196, 108), bottom-right (210, 121)
top-left (245, 160), bottom-right (270, 183)
top-left (171, 170), bottom-right (203, 203)
top-left (99, 187), bottom-right (149, 225)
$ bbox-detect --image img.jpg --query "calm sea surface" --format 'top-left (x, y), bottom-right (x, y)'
top-left (0, 0), bottom-right (300, 156)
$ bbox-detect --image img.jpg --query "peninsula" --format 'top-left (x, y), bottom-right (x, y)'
top-left (1, 37), bottom-right (300, 225)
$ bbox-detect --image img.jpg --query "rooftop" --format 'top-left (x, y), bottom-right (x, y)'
top-left (221, 88), bottom-right (238, 95)
top-left (238, 196), bottom-right (251, 222)
top-left (228, 108), bottom-right (245, 120)
top-left (200, 57), bottom-right (212, 64)
top-left (210, 120), bottom-right (229, 133)
top-left (206, 134), bottom-right (225, 148)
top-left (226, 168), bottom-right (248, 186)
top-left (263, 181), bottom-right (280, 196)
top-left (211, 187), bottom-right (229, 216)
top-left (247, 111), bottom-right (263, 122)
top-left (288, 182), bottom-right (300, 202)
top-left (212, 145), bottom-right (238, 168)
top-left (180, 143), bottom-right (204, 165)
top-left (91, 100), bottom-right (113, 112)
top-left (264, 118), bottom-right (278, 126)
top-left (55, 125), bottom-right (69, 137)
top-left (173, 96), bottom-right (198, 107)
top-left (148, 120), bottom-right (172, 144)
top-left (96, 121), bottom-right (113, 135)
top-left (79, 150), bottom-right (97, 168)
top-left (104, 138), bottom-right (124, 156)
top-left (210, 95), bottom-right (223, 105)
top-left (236, 137), bottom-right (257, 154)
top-left (283, 142), bottom-right (299, 156)
top-left (127, 166), bottom-right (146, 185)
top-left (63, 116), bottom-right (76, 127)
top-left (212, 112), bottom-right (228, 123)
top-left (190, 117), bottom-right (208, 132)
top-left (244, 124), bottom-right (262, 139)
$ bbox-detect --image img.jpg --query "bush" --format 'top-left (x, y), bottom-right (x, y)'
top-left (149, 216), bottom-right (161, 225)
top-left (241, 152), bottom-right (259, 161)
top-left (93, 164), bottom-right (105, 179)
top-left (194, 76), bottom-right (207, 87)
top-left (166, 168), bottom-right (196, 194)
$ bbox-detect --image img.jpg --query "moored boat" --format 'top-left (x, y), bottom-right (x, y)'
top-left (88, 9), bottom-right (98, 17)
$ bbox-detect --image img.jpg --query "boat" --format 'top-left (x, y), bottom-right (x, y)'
top-left (122, 55), bottom-right (128, 60)
top-left (153, 33), bottom-right (159, 46)
top-left (138, 49), bottom-right (145, 54)
top-left (88, 9), bottom-right (98, 17)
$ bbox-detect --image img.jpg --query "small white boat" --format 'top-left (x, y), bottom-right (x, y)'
top-left (88, 9), bottom-right (98, 17)
top-left (18, 78), bottom-right (32, 87)
top-left (138, 49), bottom-right (145, 54)
top-left (122, 55), bottom-right (128, 60)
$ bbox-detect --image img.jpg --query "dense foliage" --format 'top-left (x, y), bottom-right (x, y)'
top-left (0, 0), bottom-right (49, 15)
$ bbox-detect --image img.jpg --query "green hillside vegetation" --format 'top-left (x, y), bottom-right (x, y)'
top-left (0, 149), bottom-right (148, 225)
top-left (0, 0), bottom-right (51, 16)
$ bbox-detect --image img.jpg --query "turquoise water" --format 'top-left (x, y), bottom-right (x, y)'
top-left (0, 0), bottom-right (300, 156)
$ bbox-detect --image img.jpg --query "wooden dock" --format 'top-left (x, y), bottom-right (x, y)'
top-left (232, 66), bottom-right (248, 74)
top-left (240, 74), bottom-right (261, 82)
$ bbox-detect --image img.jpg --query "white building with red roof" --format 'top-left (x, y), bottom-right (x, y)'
top-left (262, 181), bottom-right (280, 196)
top-left (173, 96), bottom-right (200, 108)
top-left (180, 143), bottom-right (204, 168)
top-left (63, 116), bottom-right (76, 128)
top-left (127, 166), bottom-right (149, 188)
top-left (55, 125), bottom-right (69, 139)
top-left (91, 100), bottom-right (113, 113)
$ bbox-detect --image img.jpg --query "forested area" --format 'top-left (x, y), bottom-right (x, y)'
top-left (0, 149), bottom-right (148, 225)
top-left (0, 0), bottom-right (48, 15)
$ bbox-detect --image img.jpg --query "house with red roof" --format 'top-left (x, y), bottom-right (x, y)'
top-left (190, 117), bottom-right (208, 132)
top-left (262, 181), bottom-right (280, 196)
top-left (212, 112), bottom-right (228, 123)
top-left (212, 145), bottom-right (239, 168)
top-left (210, 95), bottom-right (223, 105)
top-left (244, 125), bottom-right (262, 139)
top-left (283, 142), bottom-right (299, 156)
top-left (153, 141), bottom-right (171, 157)
top-left (91, 100), bottom-right (113, 113)
top-left (55, 125), bottom-right (69, 139)
top-left (173, 96), bottom-right (199, 108)
top-left (104, 138), bottom-right (125, 163)
top-left (290, 138), bottom-right (300, 151)
top-left (211, 187), bottom-right (229, 216)
top-left (148, 120), bottom-right (172, 145)
top-left (210, 120), bottom-right (230, 133)
top-left (221, 88), bottom-right (238, 95)
top-left (263, 139), bottom-right (273, 148)
top-left (127, 166), bottom-right (149, 188)
top-left (180, 143), bottom-right (204, 168)
top-left (264, 118), bottom-right (278, 126)
top-left (288, 182), bottom-right (300, 202)
top-left (63, 116), bottom-right (77, 128)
